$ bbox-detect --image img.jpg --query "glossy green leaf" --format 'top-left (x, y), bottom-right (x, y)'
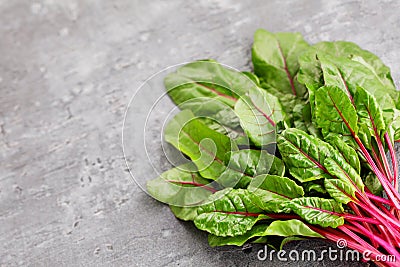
top-left (353, 86), bottom-right (386, 145)
top-left (146, 163), bottom-right (214, 207)
top-left (194, 188), bottom-right (268, 237)
top-left (252, 29), bottom-right (310, 97)
top-left (208, 224), bottom-right (268, 247)
top-left (208, 219), bottom-right (322, 247)
top-left (324, 179), bottom-right (356, 204)
top-left (178, 97), bottom-right (244, 139)
top-left (278, 128), bottom-right (363, 191)
top-left (235, 86), bottom-right (285, 147)
top-left (314, 85), bottom-right (359, 137)
top-left (303, 182), bottom-right (327, 195)
top-left (164, 110), bottom-right (238, 181)
top-left (324, 134), bottom-right (361, 174)
top-left (300, 49), bottom-right (397, 124)
top-left (248, 174), bottom-right (304, 213)
top-left (169, 205), bottom-right (199, 221)
top-left (289, 197), bottom-right (345, 228)
top-left (165, 60), bottom-right (255, 107)
top-left (313, 41), bottom-right (396, 92)
top-left (277, 128), bottom-right (333, 182)
top-left (263, 219), bottom-right (323, 238)
top-left (220, 150), bottom-right (285, 188)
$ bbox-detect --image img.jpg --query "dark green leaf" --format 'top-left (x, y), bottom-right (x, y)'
top-left (364, 172), bottom-right (383, 196)
top-left (220, 150), bottom-right (285, 188)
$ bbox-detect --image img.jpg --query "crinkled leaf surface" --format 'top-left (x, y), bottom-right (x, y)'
top-left (194, 188), bottom-right (268, 237)
top-left (289, 197), bottom-right (345, 228)
top-left (248, 174), bottom-right (304, 213)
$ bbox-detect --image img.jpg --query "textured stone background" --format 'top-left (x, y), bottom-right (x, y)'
top-left (1, 0), bottom-right (399, 266)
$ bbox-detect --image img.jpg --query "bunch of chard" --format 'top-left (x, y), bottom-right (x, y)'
top-left (147, 29), bottom-right (400, 266)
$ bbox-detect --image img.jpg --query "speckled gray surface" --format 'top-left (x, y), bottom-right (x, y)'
top-left (1, 0), bottom-right (399, 266)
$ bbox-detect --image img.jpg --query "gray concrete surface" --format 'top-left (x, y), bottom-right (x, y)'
top-left (1, 0), bottom-right (399, 266)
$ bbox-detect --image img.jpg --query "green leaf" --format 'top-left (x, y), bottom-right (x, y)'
top-left (164, 110), bottom-right (238, 180)
top-left (300, 49), bottom-right (397, 124)
top-left (263, 219), bottom-right (323, 238)
top-left (252, 29), bottom-right (310, 97)
top-left (146, 163), bottom-right (214, 207)
top-left (278, 128), bottom-right (364, 191)
top-left (208, 219), bottom-right (323, 247)
top-left (165, 59), bottom-right (255, 107)
top-left (249, 175), bottom-right (304, 198)
top-left (314, 85), bottom-right (359, 137)
top-left (208, 224), bottom-right (268, 247)
top-left (242, 71), bottom-right (261, 86)
top-left (324, 133), bottom-right (361, 174)
top-left (178, 97), bottom-right (244, 139)
top-left (194, 188), bottom-right (268, 237)
top-left (277, 128), bottom-right (333, 182)
top-left (289, 197), bottom-right (345, 228)
top-left (298, 48), bottom-right (324, 93)
top-left (324, 179), bottom-right (356, 204)
top-left (313, 41), bottom-right (396, 92)
top-left (220, 150), bottom-right (285, 188)
top-left (248, 175), bottom-right (304, 213)
top-left (169, 205), bottom-right (199, 221)
top-left (303, 182), bottom-right (327, 195)
top-left (364, 172), bottom-right (383, 196)
top-left (323, 157), bottom-right (364, 192)
top-left (353, 86), bottom-right (386, 145)
top-left (235, 86), bottom-right (285, 147)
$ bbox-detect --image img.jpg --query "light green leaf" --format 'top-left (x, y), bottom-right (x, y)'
top-left (164, 110), bottom-right (238, 180)
top-left (146, 163), bottom-right (214, 207)
top-left (313, 41), bottom-right (396, 92)
top-left (165, 60), bottom-right (256, 107)
top-left (252, 29), bottom-right (310, 97)
top-left (277, 128), bottom-right (333, 182)
top-left (194, 188), bottom-right (268, 237)
top-left (263, 219), bottom-right (323, 238)
top-left (248, 175), bottom-right (304, 213)
top-left (324, 179), bottom-right (356, 204)
top-left (315, 85), bottom-right (359, 137)
top-left (289, 197), bottom-right (345, 228)
top-left (179, 97), bottom-right (244, 139)
top-left (208, 224), bottom-right (268, 247)
top-left (324, 133), bottom-right (361, 174)
top-left (235, 86), bottom-right (285, 147)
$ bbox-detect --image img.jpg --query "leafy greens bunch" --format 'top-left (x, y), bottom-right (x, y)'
top-left (147, 29), bottom-right (400, 266)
